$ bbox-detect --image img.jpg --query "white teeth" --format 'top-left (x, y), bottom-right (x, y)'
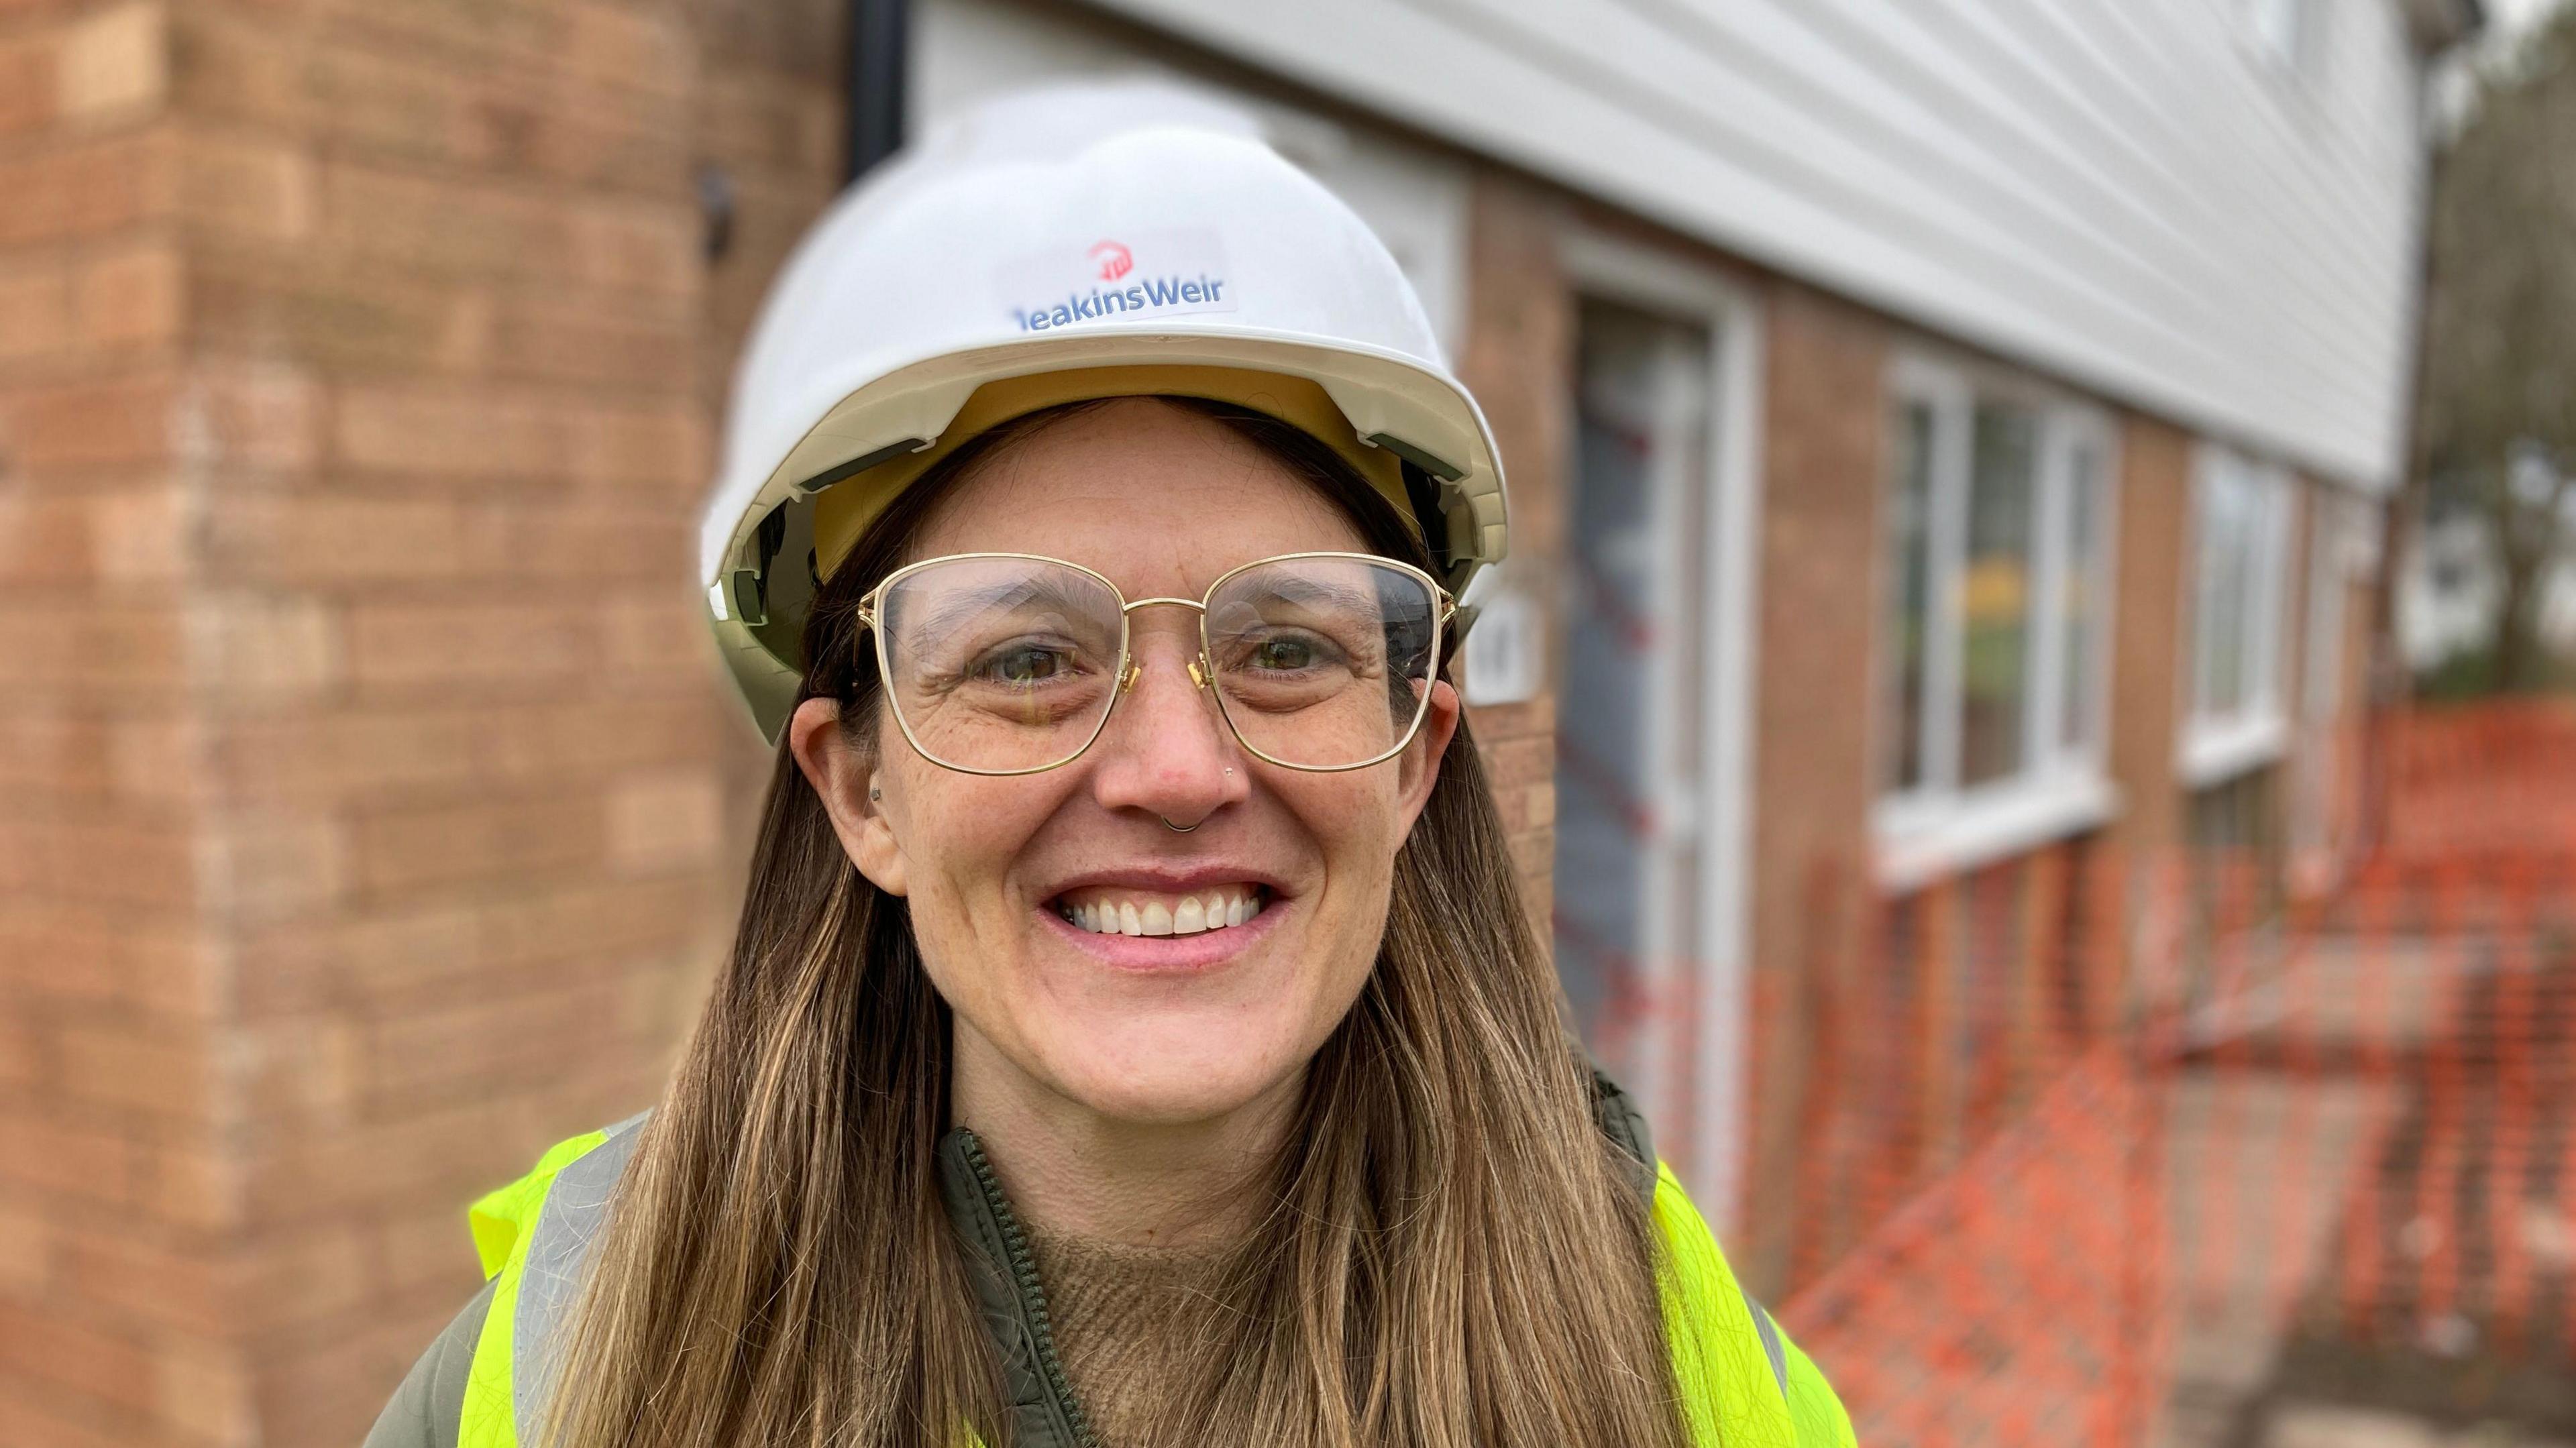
top-left (1060, 888), bottom-right (1265, 937)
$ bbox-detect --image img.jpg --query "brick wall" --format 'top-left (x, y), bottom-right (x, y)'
top-left (1454, 172), bottom-right (1572, 944)
top-left (0, 1), bottom-right (847, 1443)
top-left (2105, 413), bottom-right (2194, 863)
top-left (1741, 282), bottom-right (1891, 1294)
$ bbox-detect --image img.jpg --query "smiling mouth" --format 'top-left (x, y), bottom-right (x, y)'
top-left (1051, 885), bottom-right (1272, 938)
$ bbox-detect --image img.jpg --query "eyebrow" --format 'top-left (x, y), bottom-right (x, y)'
top-left (1218, 569), bottom-right (1389, 620)
top-left (896, 572), bottom-right (1113, 641)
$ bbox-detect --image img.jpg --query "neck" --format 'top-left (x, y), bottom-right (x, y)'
top-left (948, 1025), bottom-right (1298, 1250)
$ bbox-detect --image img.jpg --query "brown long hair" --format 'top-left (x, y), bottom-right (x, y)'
top-left (539, 399), bottom-right (1694, 1448)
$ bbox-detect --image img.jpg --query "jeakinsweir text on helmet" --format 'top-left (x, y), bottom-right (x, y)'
top-left (699, 80), bottom-right (1510, 744)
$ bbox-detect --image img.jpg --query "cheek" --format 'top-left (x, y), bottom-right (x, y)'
top-left (898, 777), bottom-right (1061, 965)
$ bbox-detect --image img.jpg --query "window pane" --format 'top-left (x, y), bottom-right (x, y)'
top-left (1960, 402), bottom-right (2037, 786)
top-left (2059, 439), bottom-right (2106, 755)
top-left (1884, 400), bottom-right (1937, 792)
top-left (2196, 463), bottom-right (2254, 718)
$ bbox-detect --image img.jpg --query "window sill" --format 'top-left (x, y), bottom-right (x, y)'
top-left (1873, 773), bottom-right (2121, 893)
top-left (2178, 713), bottom-right (2289, 790)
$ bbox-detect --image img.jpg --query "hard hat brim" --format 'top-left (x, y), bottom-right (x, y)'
top-left (702, 325), bottom-right (1507, 746)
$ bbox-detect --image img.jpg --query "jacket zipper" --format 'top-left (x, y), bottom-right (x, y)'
top-left (955, 1131), bottom-right (1101, 1448)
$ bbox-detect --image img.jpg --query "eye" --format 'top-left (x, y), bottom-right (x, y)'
top-left (973, 642), bottom-right (1078, 685)
top-left (1254, 637), bottom-right (1314, 671)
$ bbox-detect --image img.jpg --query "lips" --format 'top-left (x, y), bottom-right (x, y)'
top-left (1056, 884), bottom-right (1269, 937)
top-left (1037, 866), bottom-right (1289, 970)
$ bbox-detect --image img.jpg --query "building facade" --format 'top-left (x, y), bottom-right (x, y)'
top-left (904, 0), bottom-right (2475, 1284)
top-left (0, 0), bottom-right (2471, 1442)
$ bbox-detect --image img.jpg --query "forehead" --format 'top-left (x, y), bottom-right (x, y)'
top-left (905, 400), bottom-right (1371, 594)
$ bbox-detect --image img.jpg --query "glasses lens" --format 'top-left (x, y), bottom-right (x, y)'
top-left (877, 557), bottom-right (1125, 772)
top-left (1204, 557), bottom-right (1440, 769)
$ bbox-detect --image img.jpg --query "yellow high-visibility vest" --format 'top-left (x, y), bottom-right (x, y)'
top-left (458, 1116), bottom-right (1856, 1448)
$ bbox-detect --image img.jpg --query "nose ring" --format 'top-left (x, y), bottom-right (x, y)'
top-left (1160, 815), bottom-right (1200, 833)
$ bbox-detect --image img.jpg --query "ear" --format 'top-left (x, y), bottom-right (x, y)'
top-left (1392, 678), bottom-right (1462, 840)
top-left (788, 695), bottom-right (909, 897)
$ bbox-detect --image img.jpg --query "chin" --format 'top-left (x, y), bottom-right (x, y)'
top-left (1042, 1017), bottom-right (1307, 1126)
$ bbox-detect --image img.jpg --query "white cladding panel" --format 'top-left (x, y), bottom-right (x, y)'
top-left (1071, 0), bottom-right (2430, 490)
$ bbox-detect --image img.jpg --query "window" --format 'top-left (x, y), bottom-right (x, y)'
top-left (1878, 359), bottom-right (2117, 882)
top-left (2182, 446), bottom-right (2294, 785)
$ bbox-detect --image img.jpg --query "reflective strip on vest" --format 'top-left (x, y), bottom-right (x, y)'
top-left (460, 1113), bottom-right (647, 1448)
top-left (461, 1127), bottom-right (1825, 1448)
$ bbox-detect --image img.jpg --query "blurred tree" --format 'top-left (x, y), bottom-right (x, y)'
top-left (2419, 9), bottom-right (2576, 691)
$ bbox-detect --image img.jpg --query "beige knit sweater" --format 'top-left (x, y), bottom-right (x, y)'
top-left (1025, 1227), bottom-right (1235, 1447)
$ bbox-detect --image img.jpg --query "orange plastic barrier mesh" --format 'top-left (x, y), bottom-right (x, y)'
top-left (1703, 707), bottom-right (2576, 1446)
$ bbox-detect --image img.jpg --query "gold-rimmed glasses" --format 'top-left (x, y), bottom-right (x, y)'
top-left (854, 551), bottom-right (1454, 775)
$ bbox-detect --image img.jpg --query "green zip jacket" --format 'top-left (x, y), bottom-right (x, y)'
top-left (364, 1074), bottom-right (1855, 1448)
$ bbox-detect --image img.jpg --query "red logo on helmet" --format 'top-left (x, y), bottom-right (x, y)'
top-left (1091, 241), bottom-right (1133, 282)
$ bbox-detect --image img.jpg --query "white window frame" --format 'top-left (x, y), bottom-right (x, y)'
top-left (2180, 444), bottom-right (2298, 787)
top-left (1873, 354), bottom-right (2123, 890)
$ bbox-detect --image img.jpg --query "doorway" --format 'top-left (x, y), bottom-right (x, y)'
top-left (1551, 239), bottom-right (1762, 1222)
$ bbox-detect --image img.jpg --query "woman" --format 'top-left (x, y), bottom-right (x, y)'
top-left (367, 83), bottom-right (1852, 1448)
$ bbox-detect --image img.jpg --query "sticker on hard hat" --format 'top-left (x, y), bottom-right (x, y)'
top-left (998, 227), bottom-right (1238, 333)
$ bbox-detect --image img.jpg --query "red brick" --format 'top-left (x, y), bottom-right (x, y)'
top-left (150, 1336), bottom-right (256, 1448)
top-left (604, 767), bottom-right (722, 874)
top-left (189, 252), bottom-right (488, 374)
top-left (254, 1306), bottom-right (442, 1448)
top-left (54, 2), bottom-right (166, 125)
top-left (56, 1018), bottom-right (217, 1119)
top-left (236, 1013), bottom-right (358, 1123)
top-left (1, 371), bottom-right (176, 470)
top-left (568, 402), bottom-right (707, 496)
top-left (0, 260), bottom-right (75, 359)
top-left (373, 1203), bottom-right (476, 1298)
top-left (0, 1006), bottom-right (38, 1094)
top-left (347, 599), bottom-right (594, 693)
top-left (136, 1139), bottom-right (248, 1233)
top-left (180, 129), bottom-right (313, 243)
top-left (487, 294), bottom-right (691, 388)
top-left (180, 361), bottom-right (322, 471)
top-left (0, 1105), bottom-right (137, 1205)
top-left (560, 1), bottom-right (692, 98)
top-left (0, 1195), bottom-right (51, 1297)
top-left (207, 807), bottom-right (349, 925)
top-left (0, 127), bottom-right (177, 247)
top-left (72, 238), bottom-right (182, 348)
top-left (0, 710), bottom-right (111, 797)
top-left (331, 381), bottom-right (570, 481)
top-left (165, 1), bottom-right (301, 132)
top-left (364, 978), bottom-right (628, 1104)
top-left (217, 693), bottom-right (718, 803)
top-left (0, 1372), bottom-right (149, 1448)
top-left (0, 807), bottom-right (197, 909)
top-left (0, 896), bottom-right (204, 1011)
top-left (0, 30), bottom-right (56, 138)
top-left (235, 875), bottom-right (709, 1017)
top-left (353, 790), bottom-right (606, 894)
top-left (54, 1228), bottom-right (230, 1335)
top-left (701, 70), bottom-right (839, 176)
top-left (103, 709), bottom-right (204, 806)
top-left (191, 590), bottom-right (341, 704)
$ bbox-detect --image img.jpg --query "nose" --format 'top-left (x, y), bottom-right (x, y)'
top-left (1086, 627), bottom-right (1248, 830)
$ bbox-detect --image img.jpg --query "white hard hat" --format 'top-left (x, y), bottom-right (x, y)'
top-left (700, 80), bottom-right (1509, 744)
